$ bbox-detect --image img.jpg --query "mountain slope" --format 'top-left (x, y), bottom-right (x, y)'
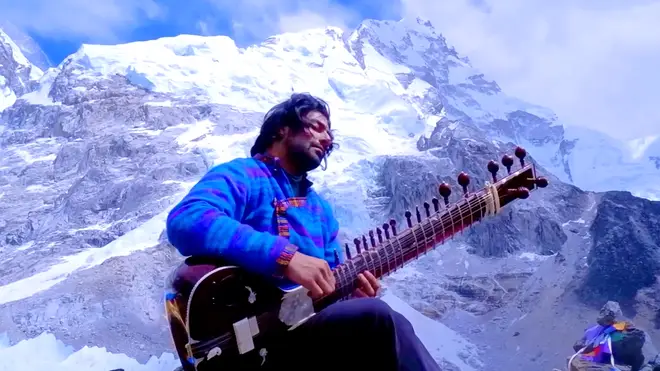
top-left (14, 18), bottom-right (655, 199)
top-left (0, 17), bottom-right (659, 371)
top-left (0, 28), bottom-right (42, 111)
top-left (0, 22), bottom-right (52, 71)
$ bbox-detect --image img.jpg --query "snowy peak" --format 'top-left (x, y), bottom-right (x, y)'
top-left (346, 18), bottom-right (565, 156)
top-left (2, 19), bottom-right (658, 200)
top-left (551, 125), bottom-right (660, 199)
top-left (55, 29), bottom-right (357, 113)
top-left (491, 110), bottom-right (564, 147)
top-left (1, 19), bottom-right (660, 371)
top-left (627, 135), bottom-right (660, 167)
top-left (342, 18), bottom-right (659, 198)
top-left (0, 21), bottom-right (52, 71)
top-left (347, 18), bottom-right (470, 87)
top-left (0, 28), bottom-right (43, 111)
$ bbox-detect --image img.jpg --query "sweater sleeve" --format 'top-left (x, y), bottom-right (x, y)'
top-left (165, 161), bottom-right (296, 278)
top-left (321, 198), bottom-right (343, 267)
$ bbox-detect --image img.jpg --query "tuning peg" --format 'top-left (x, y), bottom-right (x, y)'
top-left (382, 223), bottom-right (390, 239)
top-left (368, 230), bottom-right (376, 247)
top-left (457, 172), bottom-right (470, 196)
top-left (389, 219), bottom-right (397, 236)
top-left (487, 160), bottom-right (499, 182)
top-left (376, 227), bottom-right (383, 243)
top-left (362, 235), bottom-right (368, 248)
top-left (423, 202), bottom-right (431, 217)
top-left (405, 210), bottom-right (413, 227)
top-left (344, 243), bottom-right (352, 259)
top-left (439, 182), bottom-right (451, 205)
top-left (432, 198), bottom-right (440, 212)
top-left (535, 177), bottom-right (549, 188)
top-left (415, 206), bottom-right (422, 223)
top-left (353, 238), bottom-right (362, 253)
top-left (334, 249), bottom-right (340, 265)
top-left (515, 146), bottom-right (526, 167)
top-left (502, 155), bottom-right (514, 174)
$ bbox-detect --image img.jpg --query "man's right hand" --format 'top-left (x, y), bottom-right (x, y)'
top-left (284, 251), bottom-right (336, 299)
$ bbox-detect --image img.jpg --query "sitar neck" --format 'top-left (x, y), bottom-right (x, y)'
top-left (326, 151), bottom-right (548, 300)
top-left (331, 189), bottom-right (493, 296)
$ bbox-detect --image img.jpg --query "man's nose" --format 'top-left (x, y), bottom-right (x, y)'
top-left (317, 130), bottom-right (331, 147)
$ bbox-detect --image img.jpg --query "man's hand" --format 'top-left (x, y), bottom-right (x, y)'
top-left (353, 270), bottom-right (380, 298)
top-left (284, 251), bottom-right (336, 299)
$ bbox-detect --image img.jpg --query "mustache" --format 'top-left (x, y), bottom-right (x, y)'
top-left (311, 144), bottom-right (327, 154)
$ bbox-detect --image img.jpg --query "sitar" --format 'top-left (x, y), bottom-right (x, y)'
top-left (164, 146), bottom-right (548, 371)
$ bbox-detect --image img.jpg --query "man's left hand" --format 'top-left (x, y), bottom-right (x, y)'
top-left (353, 270), bottom-right (381, 298)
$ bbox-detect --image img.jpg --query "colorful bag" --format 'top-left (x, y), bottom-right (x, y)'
top-left (569, 322), bottom-right (644, 371)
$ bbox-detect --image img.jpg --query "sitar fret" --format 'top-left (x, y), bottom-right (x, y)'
top-left (331, 151), bottom-right (549, 299)
top-left (331, 190), bottom-right (491, 295)
top-left (166, 146), bottom-right (550, 370)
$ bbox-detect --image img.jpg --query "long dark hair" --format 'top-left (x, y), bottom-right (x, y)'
top-left (250, 93), bottom-right (338, 157)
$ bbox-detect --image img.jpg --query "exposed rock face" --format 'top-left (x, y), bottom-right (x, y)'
top-left (0, 240), bottom-right (182, 361)
top-left (0, 84), bottom-right (263, 286)
top-left (0, 28), bottom-right (42, 111)
top-left (0, 21), bottom-right (52, 71)
top-left (1, 17), bottom-right (660, 371)
top-left (579, 192), bottom-right (660, 305)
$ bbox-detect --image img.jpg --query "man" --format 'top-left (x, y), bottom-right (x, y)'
top-left (166, 93), bottom-right (440, 371)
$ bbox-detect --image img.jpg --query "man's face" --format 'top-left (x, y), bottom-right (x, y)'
top-left (283, 110), bottom-right (332, 173)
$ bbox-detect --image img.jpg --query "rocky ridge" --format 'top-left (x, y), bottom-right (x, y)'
top-left (0, 19), bottom-right (659, 371)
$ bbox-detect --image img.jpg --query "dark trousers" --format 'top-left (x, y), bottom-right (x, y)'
top-left (265, 297), bottom-right (442, 371)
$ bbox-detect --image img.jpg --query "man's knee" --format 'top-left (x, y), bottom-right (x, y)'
top-left (335, 297), bottom-right (394, 319)
top-left (349, 297), bottom-right (394, 315)
top-left (330, 298), bottom-right (412, 329)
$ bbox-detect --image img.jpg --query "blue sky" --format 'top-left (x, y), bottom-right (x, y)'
top-left (3, 0), bottom-right (401, 65)
top-left (0, 0), bottom-right (658, 139)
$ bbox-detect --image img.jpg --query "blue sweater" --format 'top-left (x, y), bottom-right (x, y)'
top-left (166, 154), bottom-right (343, 289)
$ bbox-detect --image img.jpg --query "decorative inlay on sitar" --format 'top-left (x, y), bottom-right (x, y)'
top-left (164, 146), bottom-right (548, 371)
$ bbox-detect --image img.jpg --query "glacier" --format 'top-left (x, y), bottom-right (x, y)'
top-left (45, 19), bottom-right (660, 200)
top-left (1, 16), bottom-right (659, 371)
top-left (3, 20), bottom-right (659, 200)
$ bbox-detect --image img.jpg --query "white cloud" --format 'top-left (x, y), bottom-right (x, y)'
top-left (400, 0), bottom-right (660, 139)
top-left (0, 0), bottom-right (165, 42)
top-left (204, 0), bottom-right (359, 41)
top-left (196, 20), bottom-right (212, 36)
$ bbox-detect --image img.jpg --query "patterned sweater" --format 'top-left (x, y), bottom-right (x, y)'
top-left (166, 154), bottom-right (343, 289)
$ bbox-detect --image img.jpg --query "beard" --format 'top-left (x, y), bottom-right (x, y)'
top-left (286, 137), bottom-right (324, 173)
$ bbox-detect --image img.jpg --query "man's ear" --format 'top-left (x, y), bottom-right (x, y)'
top-left (276, 126), bottom-right (289, 140)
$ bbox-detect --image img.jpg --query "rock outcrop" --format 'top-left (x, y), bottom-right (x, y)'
top-left (579, 192), bottom-right (660, 305)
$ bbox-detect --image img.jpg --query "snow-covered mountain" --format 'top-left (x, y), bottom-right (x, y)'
top-left (0, 21), bottom-right (52, 71)
top-left (1, 17), bottom-right (659, 371)
top-left (0, 28), bottom-right (43, 111)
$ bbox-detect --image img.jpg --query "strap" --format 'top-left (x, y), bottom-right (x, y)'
top-left (569, 337), bottom-right (621, 371)
top-left (568, 346), bottom-right (586, 370)
top-left (273, 197), bottom-right (307, 238)
top-left (607, 336), bottom-right (620, 370)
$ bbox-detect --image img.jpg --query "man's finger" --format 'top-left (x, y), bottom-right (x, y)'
top-left (360, 271), bottom-right (380, 294)
top-left (364, 283), bottom-right (376, 297)
top-left (364, 271), bottom-right (380, 291)
top-left (306, 281), bottom-right (324, 299)
top-left (354, 288), bottom-right (367, 298)
top-left (357, 273), bottom-right (376, 297)
top-left (357, 273), bottom-right (369, 288)
top-left (322, 262), bottom-right (336, 288)
top-left (317, 276), bottom-right (335, 296)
